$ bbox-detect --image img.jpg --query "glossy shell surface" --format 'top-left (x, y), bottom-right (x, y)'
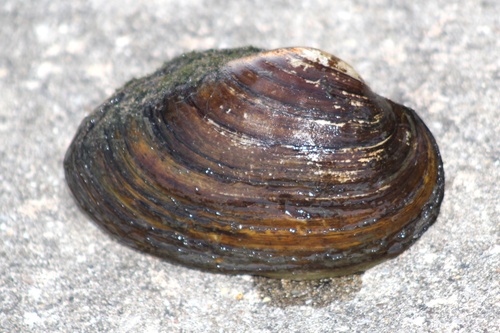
top-left (64, 47), bottom-right (444, 279)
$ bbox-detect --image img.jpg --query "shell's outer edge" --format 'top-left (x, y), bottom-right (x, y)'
top-left (64, 46), bottom-right (445, 279)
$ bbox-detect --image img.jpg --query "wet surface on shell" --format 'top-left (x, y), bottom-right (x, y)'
top-left (64, 47), bottom-right (444, 279)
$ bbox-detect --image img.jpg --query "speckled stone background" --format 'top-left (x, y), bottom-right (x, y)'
top-left (1, 1), bottom-right (498, 332)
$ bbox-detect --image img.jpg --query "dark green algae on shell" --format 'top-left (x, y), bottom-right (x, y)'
top-left (64, 47), bottom-right (444, 279)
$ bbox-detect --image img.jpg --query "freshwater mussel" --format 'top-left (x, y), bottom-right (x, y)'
top-left (64, 47), bottom-right (444, 279)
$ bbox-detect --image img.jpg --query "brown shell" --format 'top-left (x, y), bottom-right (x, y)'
top-left (64, 47), bottom-right (444, 279)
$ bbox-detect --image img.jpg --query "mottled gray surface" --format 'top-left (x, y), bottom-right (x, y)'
top-left (1, 0), bottom-right (498, 332)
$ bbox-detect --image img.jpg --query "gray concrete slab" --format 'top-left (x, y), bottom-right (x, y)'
top-left (1, 0), bottom-right (498, 332)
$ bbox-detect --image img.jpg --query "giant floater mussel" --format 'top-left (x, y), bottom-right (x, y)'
top-left (64, 47), bottom-right (445, 279)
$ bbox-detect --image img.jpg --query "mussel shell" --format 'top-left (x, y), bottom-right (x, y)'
top-left (64, 47), bottom-right (444, 279)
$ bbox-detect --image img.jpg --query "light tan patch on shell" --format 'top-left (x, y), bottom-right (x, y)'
top-left (289, 47), bottom-right (363, 82)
